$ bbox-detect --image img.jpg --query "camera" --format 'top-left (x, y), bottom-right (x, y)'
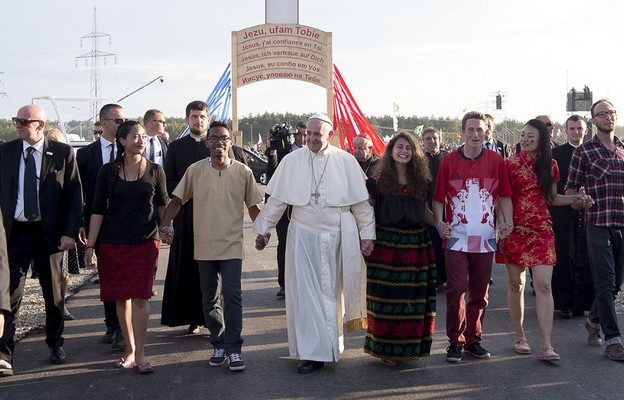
top-left (269, 122), bottom-right (293, 161)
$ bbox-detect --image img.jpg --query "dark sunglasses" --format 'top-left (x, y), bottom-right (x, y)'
top-left (12, 117), bottom-right (42, 127)
top-left (104, 118), bottom-right (127, 125)
top-left (93, 130), bottom-right (103, 135)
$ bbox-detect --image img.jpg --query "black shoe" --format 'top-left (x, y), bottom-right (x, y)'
top-left (50, 347), bottom-right (66, 364)
top-left (489, 278), bottom-right (494, 286)
top-left (102, 327), bottom-right (115, 344)
top-left (276, 288), bottom-right (285, 299)
top-left (446, 344), bottom-right (463, 362)
top-left (559, 309), bottom-right (572, 319)
top-left (465, 342), bottom-right (491, 359)
top-left (297, 360), bottom-right (324, 374)
top-left (111, 328), bottom-right (125, 350)
top-left (64, 313), bottom-right (76, 321)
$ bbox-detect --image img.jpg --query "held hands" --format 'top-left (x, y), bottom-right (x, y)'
top-left (498, 221), bottom-right (513, 240)
top-left (571, 187), bottom-right (595, 210)
top-left (436, 221), bottom-right (452, 240)
top-left (255, 233), bottom-right (271, 250)
top-left (360, 239), bottom-right (374, 256)
top-left (159, 225), bottom-right (174, 244)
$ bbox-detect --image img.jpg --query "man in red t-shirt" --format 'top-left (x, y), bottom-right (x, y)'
top-left (433, 111), bottom-right (513, 362)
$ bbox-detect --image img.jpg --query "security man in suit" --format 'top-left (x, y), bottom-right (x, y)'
top-left (483, 114), bottom-right (512, 158)
top-left (143, 109), bottom-right (169, 167)
top-left (0, 104), bottom-right (82, 373)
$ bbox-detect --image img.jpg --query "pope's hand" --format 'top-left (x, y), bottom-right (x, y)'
top-left (360, 239), bottom-right (374, 256)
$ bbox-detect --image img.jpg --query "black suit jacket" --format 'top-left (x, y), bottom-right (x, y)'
top-left (143, 135), bottom-right (169, 166)
top-left (0, 138), bottom-right (83, 254)
top-left (76, 140), bottom-right (104, 229)
top-left (492, 138), bottom-right (512, 158)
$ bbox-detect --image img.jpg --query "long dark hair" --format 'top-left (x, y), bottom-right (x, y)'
top-left (373, 131), bottom-right (430, 200)
top-left (524, 119), bottom-right (554, 203)
top-left (106, 120), bottom-right (142, 212)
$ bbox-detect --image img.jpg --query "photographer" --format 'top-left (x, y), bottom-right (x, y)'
top-left (264, 122), bottom-right (306, 299)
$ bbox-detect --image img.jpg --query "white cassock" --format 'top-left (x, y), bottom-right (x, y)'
top-left (254, 145), bottom-right (375, 362)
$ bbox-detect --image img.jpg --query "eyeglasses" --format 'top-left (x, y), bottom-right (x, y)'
top-left (354, 146), bottom-right (369, 151)
top-left (152, 120), bottom-right (167, 126)
top-left (207, 136), bottom-right (231, 143)
top-left (545, 122), bottom-right (554, 127)
top-left (12, 117), bottom-right (42, 127)
top-left (103, 118), bottom-right (127, 125)
top-left (594, 110), bottom-right (617, 119)
top-left (93, 130), bottom-right (103, 135)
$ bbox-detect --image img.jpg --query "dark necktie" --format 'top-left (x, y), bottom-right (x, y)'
top-left (109, 144), bottom-right (115, 163)
top-left (24, 147), bottom-right (39, 221)
top-left (149, 138), bottom-right (155, 162)
top-left (485, 142), bottom-right (491, 150)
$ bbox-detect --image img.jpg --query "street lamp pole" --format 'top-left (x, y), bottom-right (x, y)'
top-left (245, 122), bottom-right (254, 146)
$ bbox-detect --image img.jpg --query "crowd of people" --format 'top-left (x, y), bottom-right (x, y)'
top-left (1, 98), bottom-right (624, 380)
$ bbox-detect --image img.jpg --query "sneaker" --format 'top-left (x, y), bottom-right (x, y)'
top-left (0, 359), bottom-right (14, 377)
top-left (465, 342), bottom-right (491, 359)
top-left (604, 343), bottom-right (624, 361)
top-left (538, 346), bottom-right (560, 362)
top-left (209, 348), bottom-right (226, 367)
top-left (227, 352), bottom-right (245, 371)
top-left (585, 319), bottom-right (602, 347)
top-left (446, 344), bottom-right (462, 362)
top-left (514, 338), bottom-right (531, 354)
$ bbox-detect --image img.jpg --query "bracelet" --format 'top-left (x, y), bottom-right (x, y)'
top-left (436, 221), bottom-right (444, 230)
top-left (85, 245), bottom-right (95, 250)
top-left (498, 222), bottom-right (506, 230)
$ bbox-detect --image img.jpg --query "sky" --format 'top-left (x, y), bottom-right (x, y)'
top-left (1, 0), bottom-right (622, 130)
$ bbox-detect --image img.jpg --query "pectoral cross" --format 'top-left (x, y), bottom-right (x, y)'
top-left (311, 190), bottom-right (321, 204)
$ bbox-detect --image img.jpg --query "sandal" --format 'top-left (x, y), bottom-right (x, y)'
top-left (115, 357), bottom-right (136, 369)
top-left (135, 362), bottom-right (154, 374)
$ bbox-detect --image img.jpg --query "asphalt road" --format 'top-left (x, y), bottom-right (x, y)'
top-left (1, 215), bottom-right (623, 400)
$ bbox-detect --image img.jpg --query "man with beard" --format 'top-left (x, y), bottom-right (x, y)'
top-left (160, 101), bottom-right (211, 334)
top-left (550, 115), bottom-right (594, 318)
top-left (566, 99), bottom-right (624, 361)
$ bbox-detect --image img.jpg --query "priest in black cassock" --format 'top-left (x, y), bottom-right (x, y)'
top-left (161, 101), bottom-right (211, 332)
top-left (549, 115), bottom-right (595, 318)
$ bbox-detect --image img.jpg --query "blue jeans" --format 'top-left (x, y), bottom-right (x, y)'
top-left (586, 224), bottom-right (624, 341)
top-left (197, 259), bottom-right (243, 354)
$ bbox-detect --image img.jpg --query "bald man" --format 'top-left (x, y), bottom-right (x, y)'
top-left (0, 104), bottom-right (82, 374)
top-left (353, 133), bottom-right (379, 178)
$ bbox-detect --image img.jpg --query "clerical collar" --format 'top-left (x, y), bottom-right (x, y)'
top-left (425, 149), bottom-right (440, 156)
top-left (190, 133), bottom-right (207, 142)
top-left (568, 141), bottom-right (581, 148)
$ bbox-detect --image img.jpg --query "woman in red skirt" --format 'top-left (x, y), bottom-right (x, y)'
top-left (501, 119), bottom-right (592, 362)
top-left (84, 120), bottom-right (168, 373)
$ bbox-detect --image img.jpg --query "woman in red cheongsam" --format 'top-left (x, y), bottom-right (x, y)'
top-left (501, 119), bottom-right (593, 362)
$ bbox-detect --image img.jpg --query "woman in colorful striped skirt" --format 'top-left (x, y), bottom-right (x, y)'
top-left (364, 131), bottom-right (437, 365)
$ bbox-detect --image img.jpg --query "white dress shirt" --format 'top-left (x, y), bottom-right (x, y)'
top-left (15, 138), bottom-right (44, 221)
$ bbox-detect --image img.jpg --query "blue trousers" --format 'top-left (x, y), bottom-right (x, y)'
top-left (586, 224), bottom-right (624, 341)
top-left (197, 259), bottom-right (243, 354)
